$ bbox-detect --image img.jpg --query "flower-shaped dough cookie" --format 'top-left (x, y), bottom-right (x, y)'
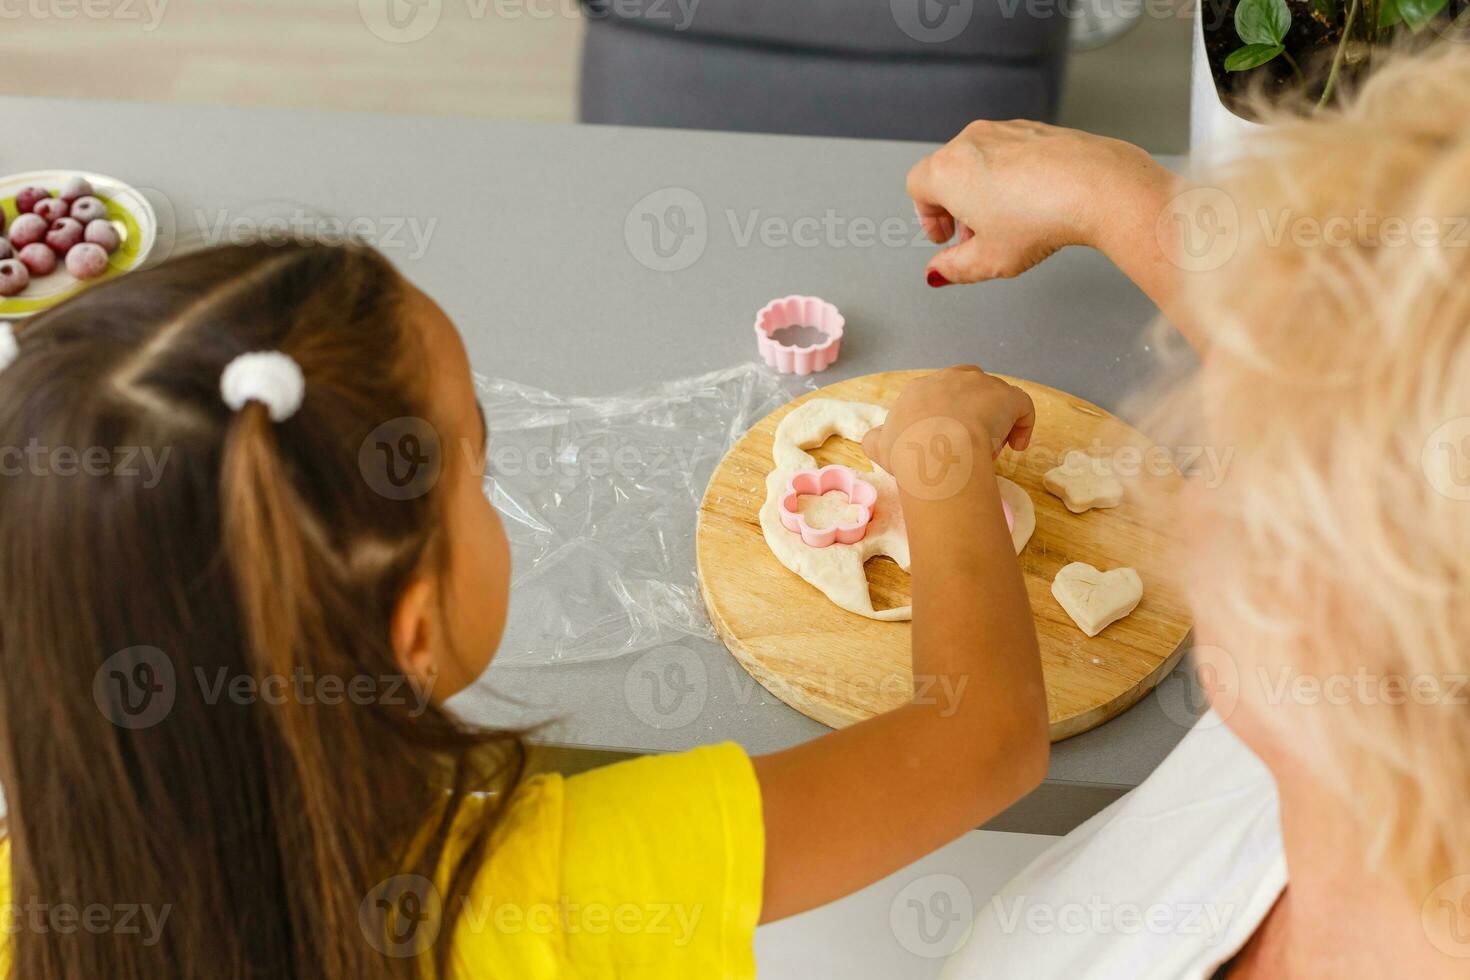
top-left (759, 398), bottom-right (1034, 621)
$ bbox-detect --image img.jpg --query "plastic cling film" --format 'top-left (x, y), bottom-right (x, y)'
top-left (478, 363), bottom-right (817, 665)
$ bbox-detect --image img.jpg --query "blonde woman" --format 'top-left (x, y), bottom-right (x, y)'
top-left (910, 47), bottom-right (1470, 980)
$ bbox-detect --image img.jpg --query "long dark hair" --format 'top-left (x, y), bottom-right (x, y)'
top-left (0, 242), bottom-right (522, 977)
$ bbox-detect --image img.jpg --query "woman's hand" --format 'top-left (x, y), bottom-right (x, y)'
top-left (907, 122), bottom-right (1184, 322)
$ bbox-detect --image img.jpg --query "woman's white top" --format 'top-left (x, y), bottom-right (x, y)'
top-left (942, 711), bottom-right (1288, 980)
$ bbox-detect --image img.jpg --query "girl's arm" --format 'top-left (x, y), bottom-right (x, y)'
top-left (752, 367), bottom-right (1048, 923)
top-left (905, 120), bottom-right (1202, 350)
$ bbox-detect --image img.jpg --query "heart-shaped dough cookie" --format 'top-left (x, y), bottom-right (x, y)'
top-left (1051, 562), bottom-right (1143, 637)
top-left (1043, 449), bottom-right (1124, 513)
top-left (759, 398), bottom-right (1034, 620)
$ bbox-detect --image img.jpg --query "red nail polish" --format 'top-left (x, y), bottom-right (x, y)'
top-left (927, 270), bottom-right (950, 288)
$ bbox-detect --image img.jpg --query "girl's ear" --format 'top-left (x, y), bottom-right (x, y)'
top-left (390, 576), bottom-right (439, 688)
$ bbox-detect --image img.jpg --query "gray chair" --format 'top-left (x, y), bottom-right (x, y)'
top-left (578, 0), bottom-right (1072, 142)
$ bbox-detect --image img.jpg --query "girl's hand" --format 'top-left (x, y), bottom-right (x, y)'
top-left (907, 120), bottom-right (1177, 290)
top-left (754, 366), bottom-right (1047, 924)
top-left (862, 365), bottom-right (1035, 480)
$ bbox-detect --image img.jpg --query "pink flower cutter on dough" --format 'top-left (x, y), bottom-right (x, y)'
top-left (778, 465), bottom-right (877, 547)
top-left (754, 295), bottom-right (844, 375)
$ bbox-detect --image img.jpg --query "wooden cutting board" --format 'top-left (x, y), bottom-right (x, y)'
top-left (696, 370), bottom-right (1192, 741)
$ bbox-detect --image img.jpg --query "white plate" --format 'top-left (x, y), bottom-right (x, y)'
top-left (0, 169), bottom-right (158, 319)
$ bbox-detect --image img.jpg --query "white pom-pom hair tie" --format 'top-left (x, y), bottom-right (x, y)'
top-left (220, 351), bottom-right (305, 422)
top-left (0, 324), bottom-right (18, 373)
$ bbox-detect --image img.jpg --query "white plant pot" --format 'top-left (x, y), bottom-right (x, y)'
top-left (1190, 4), bottom-right (1265, 164)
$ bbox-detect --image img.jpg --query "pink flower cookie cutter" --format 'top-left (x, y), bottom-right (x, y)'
top-left (754, 295), bottom-right (844, 375)
top-left (778, 465), bottom-right (877, 548)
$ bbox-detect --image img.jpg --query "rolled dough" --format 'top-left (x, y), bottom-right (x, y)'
top-left (759, 398), bottom-right (1035, 620)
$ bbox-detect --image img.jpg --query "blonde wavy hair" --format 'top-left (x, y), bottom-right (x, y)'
top-left (1163, 44), bottom-right (1470, 901)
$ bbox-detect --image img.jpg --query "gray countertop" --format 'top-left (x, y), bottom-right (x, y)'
top-left (5, 95), bottom-right (1204, 831)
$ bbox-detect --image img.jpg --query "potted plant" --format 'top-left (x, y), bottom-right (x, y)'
top-left (1191, 0), bottom-right (1470, 156)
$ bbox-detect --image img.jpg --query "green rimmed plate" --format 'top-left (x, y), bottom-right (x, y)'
top-left (0, 170), bottom-right (157, 320)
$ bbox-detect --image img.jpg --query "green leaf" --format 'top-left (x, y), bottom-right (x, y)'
top-left (1311, 0), bottom-right (1337, 21)
top-left (1235, 0), bottom-right (1292, 45)
top-left (1225, 42), bottom-right (1286, 71)
top-left (1379, 0), bottom-right (1405, 26)
top-left (1398, 0), bottom-right (1449, 28)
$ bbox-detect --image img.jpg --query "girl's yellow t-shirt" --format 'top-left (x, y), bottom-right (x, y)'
top-left (0, 742), bottom-right (765, 979)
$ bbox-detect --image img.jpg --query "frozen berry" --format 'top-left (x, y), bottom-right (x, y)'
top-left (0, 239), bottom-right (11, 261)
top-left (83, 219), bottom-right (121, 253)
top-left (14, 186), bottom-right (50, 214)
top-left (32, 197), bottom-right (68, 223)
top-left (19, 243), bottom-right (57, 277)
top-left (7, 213), bottom-right (48, 249)
top-left (66, 243), bottom-right (108, 280)
top-left (0, 259), bottom-right (29, 297)
top-left (59, 176), bottom-right (94, 203)
top-left (47, 217), bottom-right (85, 255)
top-left (69, 196), bottom-right (107, 224)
